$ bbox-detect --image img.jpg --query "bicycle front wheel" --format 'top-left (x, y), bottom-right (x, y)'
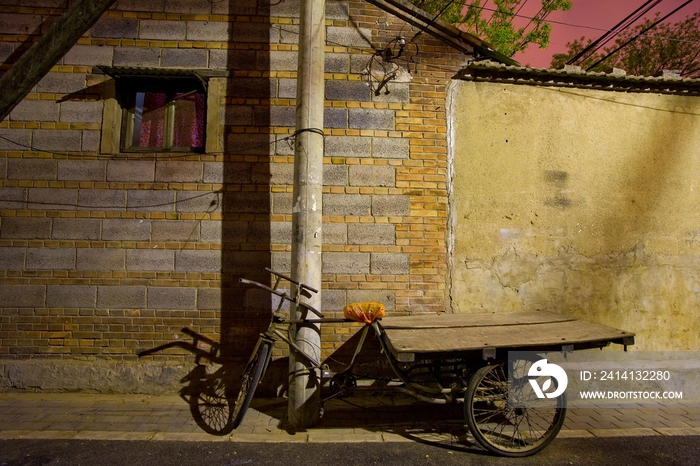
top-left (231, 340), bottom-right (271, 429)
top-left (465, 360), bottom-right (566, 457)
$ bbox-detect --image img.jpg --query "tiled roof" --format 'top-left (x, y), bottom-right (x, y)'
top-left (457, 61), bottom-right (700, 96)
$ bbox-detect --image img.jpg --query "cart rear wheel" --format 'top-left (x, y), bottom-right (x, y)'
top-left (464, 360), bottom-right (566, 457)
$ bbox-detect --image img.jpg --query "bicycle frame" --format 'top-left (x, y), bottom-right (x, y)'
top-left (239, 269), bottom-right (467, 407)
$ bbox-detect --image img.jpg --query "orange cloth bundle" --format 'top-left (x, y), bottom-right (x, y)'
top-left (343, 302), bottom-right (386, 324)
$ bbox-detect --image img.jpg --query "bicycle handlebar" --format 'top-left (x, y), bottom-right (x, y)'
top-left (239, 275), bottom-right (324, 318)
top-left (264, 267), bottom-right (318, 294)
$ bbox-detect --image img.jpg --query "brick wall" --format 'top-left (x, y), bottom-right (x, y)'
top-left (0, 0), bottom-right (470, 391)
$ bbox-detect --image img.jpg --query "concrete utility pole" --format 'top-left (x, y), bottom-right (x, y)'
top-left (0, 0), bottom-right (117, 121)
top-left (288, 0), bottom-right (325, 428)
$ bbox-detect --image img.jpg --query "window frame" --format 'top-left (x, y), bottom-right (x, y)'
top-left (98, 67), bottom-right (225, 156)
top-left (118, 77), bottom-right (207, 153)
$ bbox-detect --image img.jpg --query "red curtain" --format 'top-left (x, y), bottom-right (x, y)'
top-left (136, 92), bottom-right (166, 148)
top-left (173, 92), bottom-right (205, 149)
top-left (132, 90), bottom-right (205, 150)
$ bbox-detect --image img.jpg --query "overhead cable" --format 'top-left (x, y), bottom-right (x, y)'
top-left (567, 0), bottom-right (662, 65)
top-left (585, 0), bottom-right (695, 71)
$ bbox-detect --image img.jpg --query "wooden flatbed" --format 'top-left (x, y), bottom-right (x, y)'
top-left (378, 311), bottom-right (635, 362)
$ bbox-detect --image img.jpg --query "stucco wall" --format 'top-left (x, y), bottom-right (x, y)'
top-left (447, 77), bottom-right (700, 351)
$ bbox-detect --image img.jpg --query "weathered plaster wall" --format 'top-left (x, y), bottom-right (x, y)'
top-left (448, 79), bottom-right (700, 351)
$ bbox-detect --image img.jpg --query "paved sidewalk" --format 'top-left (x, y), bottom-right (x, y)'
top-left (0, 392), bottom-right (699, 445)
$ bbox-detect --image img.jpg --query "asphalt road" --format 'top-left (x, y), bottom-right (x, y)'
top-left (1, 436), bottom-right (698, 466)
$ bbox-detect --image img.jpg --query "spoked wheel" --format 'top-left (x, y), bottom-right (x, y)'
top-left (464, 360), bottom-right (566, 457)
top-left (231, 341), bottom-right (271, 429)
top-left (189, 375), bottom-right (234, 435)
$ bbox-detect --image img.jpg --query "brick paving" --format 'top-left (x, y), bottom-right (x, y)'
top-left (0, 392), bottom-right (698, 444)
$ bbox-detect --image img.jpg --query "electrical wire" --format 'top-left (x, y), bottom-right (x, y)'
top-left (567, 0), bottom-right (663, 66)
top-left (0, 128), bottom-right (323, 211)
top-left (0, 127), bottom-right (318, 160)
top-left (585, 0), bottom-right (696, 71)
top-left (411, 0), bottom-right (456, 42)
top-left (464, 1), bottom-right (700, 47)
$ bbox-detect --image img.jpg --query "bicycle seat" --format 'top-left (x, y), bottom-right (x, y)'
top-left (343, 302), bottom-right (385, 324)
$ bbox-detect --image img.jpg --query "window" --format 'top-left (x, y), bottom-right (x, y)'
top-left (120, 78), bottom-right (206, 152)
top-left (98, 67), bottom-right (224, 155)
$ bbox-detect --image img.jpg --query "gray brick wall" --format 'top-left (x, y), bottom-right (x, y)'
top-left (92, 18), bottom-right (138, 38)
top-left (60, 101), bottom-right (104, 123)
top-left (0, 247), bottom-right (25, 270)
top-left (326, 26), bottom-right (372, 48)
top-left (102, 219), bottom-right (151, 241)
top-left (0, 0), bottom-right (455, 374)
top-left (326, 136), bottom-right (371, 158)
top-left (175, 250), bottom-right (221, 273)
top-left (126, 249), bottom-right (175, 271)
top-left (322, 252), bottom-right (370, 274)
top-left (0, 129), bottom-right (30, 150)
top-left (151, 221), bottom-right (200, 242)
top-left (0, 14), bottom-right (42, 35)
top-left (326, 81), bottom-right (370, 101)
top-left (348, 224), bottom-right (395, 245)
top-left (323, 194), bottom-right (371, 216)
top-left (349, 166), bottom-right (395, 187)
top-left (113, 47), bottom-right (161, 67)
top-left (266, 51), bottom-right (298, 72)
top-left (147, 287), bottom-right (196, 309)
top-left (77, 190), bottom-right (126, 211)
top-left (9, 100), bottom-right (57, 121)
top-left (64, 44), bottom-right (114, 66)
top-left (127, 191), bottom-right (176, 212)
top-left (187, 21), bottom-right (230, 42)
top-left (52, 219), bottom-right (101, 240)
top-left (323, 223), bottom-right (347, 244)
top-left (77, 249), bottom-right (125, 271)
top-left (7, 159), bottom-right (56, 181)
top-left (165, 0), bottom-right (212, 15)
top-left (97, 286), bottom-right (146, 309)
top-left (0, 285), bottom-right (45, 308)
top-left (26, 248), bottom-right (75, 270)
top-left (347, 290), bottom-right (395, 311)
top-left (0, 218), bottom-right (51, 239)
top-left (139, 20), bottom-right (185, 40)
top-left (57, 160), bottom-right (105, 181)
top-left (155, 162), bottom-right (203, 183)
top-left (348, 109), bottom-right (394, 130)
top-left (28, 188), bottom-right (77, 211)
top-left (107, 161), bottom-right (155, 182)
top-left (373, 137), bottom-right (409, 159)
top-left (197, 288), bottom-right (221, 310)
top-left (324, 165), bottom-right (348, 186)
top-left (32, 130), bottom-right (82, 152)
top-left (371, 253), bottom-right (409, 275)
top-left (47, 286), bottom-right (97, 308)
top-left (162, 49), bottom-right (208, 68)
top-left (232, 23), bottom-right (279, 44)
top-left (36, 73), bottom-right (86, 94)
top-left (372, 195), bottom-right (410, 216)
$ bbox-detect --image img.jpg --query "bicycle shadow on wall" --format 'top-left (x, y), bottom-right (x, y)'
top-left (138, 327), bottom-right (288, 435)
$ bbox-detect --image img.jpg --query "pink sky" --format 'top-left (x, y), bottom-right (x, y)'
top-left (507, 0), bottom-right (700, 68)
